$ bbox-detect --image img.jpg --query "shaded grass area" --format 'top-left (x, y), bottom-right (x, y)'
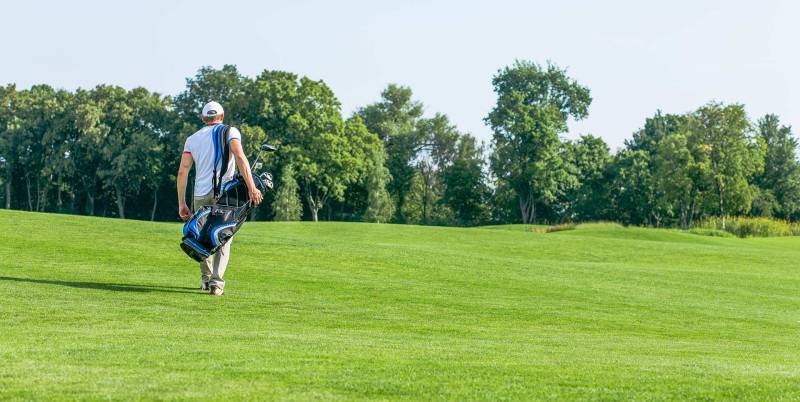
top-left (1, 211), bottom-right (799, 400)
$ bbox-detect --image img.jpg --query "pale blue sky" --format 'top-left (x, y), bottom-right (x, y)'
top-left (2, 0), bottom-right (797, 149)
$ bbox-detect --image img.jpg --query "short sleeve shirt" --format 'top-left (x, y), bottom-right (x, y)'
top-left (183, 124), bottom-right (242, 197)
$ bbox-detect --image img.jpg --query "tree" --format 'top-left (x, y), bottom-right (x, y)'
top-left (253, 72), bottom-right (373, 221)
top-left (755, 114), bottom-right (800, 219)
top-left (441, 136), bottom-right (489, 226)
top-left (272, 164), bottom-right (302, 221)
top-left (174, 65), bottom-right (251, 126)
top-left (357, 85), bottom-right (425, 222)
top-left (419, 113), bottom-right (461, 169)
top-left (559, 135), bottom-right (611, 221)
top-left (40, 90), bottom-right (77, 213)
top-left (357, 86), bottom-right (476, 224)
top-left (8, 85), bottom-right (71, 212)
top-left (486, 60), bottom-right (592, 223)
top-left (364, 145), bottom-right (395, 223)
top-left (87, 86), bottom-right (171, 219)
top-left (626, 111), bottom-right (686, 154)
top-left (652, 133), bottom-right (698, 228)
top-left (68, 89), bottom-right (109, 215)
top-left (607, 150), bottom-right (655, 226)
top-left (687, 103), bottom-right (764, 226)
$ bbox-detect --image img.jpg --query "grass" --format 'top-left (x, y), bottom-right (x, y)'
top-left (1, 210), bottom-right (799, 400)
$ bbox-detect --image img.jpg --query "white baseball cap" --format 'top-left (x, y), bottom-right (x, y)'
top-left (201, 101), bottom-right (224, 118)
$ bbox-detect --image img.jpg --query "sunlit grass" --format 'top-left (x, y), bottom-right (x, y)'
top-left (1, 210), bottom-right (799, 400)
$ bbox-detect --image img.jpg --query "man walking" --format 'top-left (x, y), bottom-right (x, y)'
top-left (176, 101), bottom-right (263, 296)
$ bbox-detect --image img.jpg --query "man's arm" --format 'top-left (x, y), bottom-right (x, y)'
top-left (229, 139), bottom-right (263, 205)
top-left (177, 152), bottom-right (193, 220)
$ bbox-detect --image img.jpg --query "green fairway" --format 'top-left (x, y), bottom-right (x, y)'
top-left (1, 210), bottom-right (799, 401)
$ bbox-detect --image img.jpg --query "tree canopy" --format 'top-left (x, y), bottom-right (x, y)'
top-left (1, 62), bottom-right (798, 228)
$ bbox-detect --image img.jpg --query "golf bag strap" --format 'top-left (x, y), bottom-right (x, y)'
top-left (212, 125), bottom-right (232, 198)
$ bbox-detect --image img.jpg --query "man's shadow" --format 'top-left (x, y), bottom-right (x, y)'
top-left (0, 276), bottom-right (198, 294)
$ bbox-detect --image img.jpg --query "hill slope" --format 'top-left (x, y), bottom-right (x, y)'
top-left (1, 210), bottom-right (799, 400)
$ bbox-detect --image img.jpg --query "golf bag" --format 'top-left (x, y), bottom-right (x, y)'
top-left (180, 125), bottom-right (275, 262)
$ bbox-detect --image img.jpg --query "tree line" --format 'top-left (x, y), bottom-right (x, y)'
top-left (1, 61), bottom-right (798, 227)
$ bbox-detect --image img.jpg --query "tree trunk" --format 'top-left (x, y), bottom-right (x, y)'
top-left (396, 193), bottom-right (405, 223)
top-left (115, 186), bottom-right (126, 219)
top-left (88, 193), bottom-right (95, 216)
top-left (40, 188), bottom-right (48, 212)
top-left (26, 176), bottom-right (33, 211)
top-left (304, 181), bottom-right (324, 222)
top-left (680, 204), bottom-right (688, 230)
top-left (718, 179), bottom-right (725, 229)
top-left (57, 175), bottom-right (63, 213)
top-left (4, 178), bottom-right (10, 209)
top-left (150, 185), bottom-right (159, 221)
top-left (518, 193), bottom-right (534, 224)
top-left (35, 178), bottom-right (40, 212)
top-left (422, 183), bottom-right (429, 224)
top-left (307, 192), bottom-right (324, 222)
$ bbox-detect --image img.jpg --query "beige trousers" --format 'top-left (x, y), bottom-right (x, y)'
top-left (193, 192), bottom-right (231, 290)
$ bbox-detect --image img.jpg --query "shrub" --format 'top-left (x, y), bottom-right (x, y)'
top-left (694, 216), bottom-right (800, 238)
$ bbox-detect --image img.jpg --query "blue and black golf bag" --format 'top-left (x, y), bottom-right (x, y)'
top-left (180, 125), bottom-right (275, 262)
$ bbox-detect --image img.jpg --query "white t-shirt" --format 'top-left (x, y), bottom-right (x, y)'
top-left (183, 124), bottom-right (242, 197)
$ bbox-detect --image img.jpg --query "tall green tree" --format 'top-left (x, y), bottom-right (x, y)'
top-left (441, 136), bottom-right (488, 226)
top-left (40, 90), bottom-right (76, 213)
top-left (272, 164), bottom-right (303, 221)
top-left (626, 111), bottom-right (686, 154)
top-left (486, 60), bottom-right (592, 223)
top-left (89, 86), bottom-right (170, 219)
top-left (174, 65), bottom-right (251, 126)
top-left (68, 89), bottom-right (109, 215)
top-left (755, 114), bottom-right (800, 219)
top-left (402, 166), bottom-right (453, 225)
top-left (357, 85), bottom-right (425, 222)
top-left (652, 133), bottom-right (698, 228)
top-left (687, 103), bottom-right (764, 225)
top-left (250, 71), bottom-right (377, 221)
top-left (559, 135), bottom-right (611, 221)
top-left (607, 150), bottom-right (655, 226)
top-left (364, 145), bottom-right (395, 223)
top-left (9, 85), bottom-right (69, 212)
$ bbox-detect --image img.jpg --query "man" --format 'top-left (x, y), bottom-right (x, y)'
top-left (177, 101), bottom-right (263, 296)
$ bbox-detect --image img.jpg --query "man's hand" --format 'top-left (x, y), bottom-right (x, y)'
top-left (229, 138), bottom-right (264, 206)
top-left (249, 189), bottom-right (263, 205)
top-left (179, 203), bottom-right (192, 221)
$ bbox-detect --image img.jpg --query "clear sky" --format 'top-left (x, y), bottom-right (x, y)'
top-left (2, 0), bottom-right (797, 149)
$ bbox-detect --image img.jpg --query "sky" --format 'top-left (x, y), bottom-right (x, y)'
top-left (2, 0), bottom-right (798, 150)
